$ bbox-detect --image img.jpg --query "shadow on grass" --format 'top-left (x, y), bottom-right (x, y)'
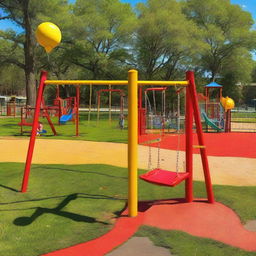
top-left (1, 192), bottom-right (125, 206)
top-left (34, 166), bottom-right (128, 179)
top-left (1, 123), bottom-right (18, 127)
top-left (0, 184), bottom-right (19, 192)
top-left (13, 193), bottom-right (120, 226)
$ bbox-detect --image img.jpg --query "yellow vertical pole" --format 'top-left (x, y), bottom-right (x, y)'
top-left (128, 69), bottom-right (138, 217)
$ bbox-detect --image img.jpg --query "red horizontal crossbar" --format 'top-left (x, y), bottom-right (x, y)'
top-left (145, 87), bottom-right (167, 91)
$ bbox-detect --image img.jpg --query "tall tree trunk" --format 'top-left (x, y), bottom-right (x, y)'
top-left (23, 0), bottom-right (36, 106)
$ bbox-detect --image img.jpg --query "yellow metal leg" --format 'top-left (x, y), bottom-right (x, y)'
top-left (128, 69), bottom-right (138, 217)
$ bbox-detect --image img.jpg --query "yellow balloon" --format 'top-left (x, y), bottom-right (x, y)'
top-left (225, 97), bottom-right (235, 111)
top-left (36, 22), bottom-right (61, 53)
top-left (220, 96), bottom-right (235, 111)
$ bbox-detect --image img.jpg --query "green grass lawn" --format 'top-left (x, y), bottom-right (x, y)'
top-left (0, 113), bottom-right (128, 143)
top-left (231, 112), bottom-right (256, 123)
top-left (0, 162), bottom-right (256, 256)
top-left (135, 226), bottom-right (256, 256)
top-left (231, 118), bottom-right (256, 123)
top-left (232, 112), bottom-right (256, 118)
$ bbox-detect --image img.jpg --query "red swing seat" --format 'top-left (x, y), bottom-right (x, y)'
top-left (139, 168), bottom-right (190, 187)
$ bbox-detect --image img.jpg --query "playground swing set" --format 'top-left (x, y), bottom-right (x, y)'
top-left (140, 87), bottom-right (187, 187)
top-left (18, 100), bottom-right (57, 136)
top-left (96, 88), bottom-right (125, 125)
top-left (20, 69), bottom-right (215, 217)
top-left (18, 85), bottom-right (80, 136)
top-left (54, 84), bottom-right (80, 127)
top-left (58, 96), bottom-right (78, 125)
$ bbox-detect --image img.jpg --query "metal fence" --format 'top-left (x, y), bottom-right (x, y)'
top-left (231, 109), bottom-right (256, 132)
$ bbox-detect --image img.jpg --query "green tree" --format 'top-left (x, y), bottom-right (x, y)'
top-left (220, 48), bottom-right (254, 103)
top-left (0, 63), bottom-right (25, 95)
top-left (67, 0), bottom-right (137, 79)
top-left (184, 0), bottom-right (256, 83)
top-left (135, 0), bottom-right (204, 80)
top-left (0, 0), bottom-right (70, 105)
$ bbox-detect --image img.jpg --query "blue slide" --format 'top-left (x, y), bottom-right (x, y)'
top-left (60, 110), bottom-right (73, 124)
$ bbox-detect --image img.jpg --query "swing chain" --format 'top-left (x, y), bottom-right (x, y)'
top-left (175, 89), bottom-right (181, 173)
top-left (176, 131), bottom-right (180, 173)
top-left (157, 141), bottom-right (160, 169)
top-left (145, 92), bottom-right (152, 130)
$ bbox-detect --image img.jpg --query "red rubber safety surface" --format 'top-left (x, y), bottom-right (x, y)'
top-left (43, 199), bottom-right (256, 256)
top-left (139, 132), bottom-right (256, 158)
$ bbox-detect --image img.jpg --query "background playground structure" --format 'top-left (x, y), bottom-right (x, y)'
top-left (18, 106), bottom-right (57, 136)
top-left (0, 85), bottom-right (255, 134)
top-left (0, 96), bottom-right (26, 117)
top-left (197, 82), bottom-right (236, 133)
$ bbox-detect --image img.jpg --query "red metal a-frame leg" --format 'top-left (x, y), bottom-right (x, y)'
top-left (185, 73), bottom-right (194, 202)
top-left (21, 71), bottom-right (47, 193)
top-left (186, 71), bottom-right (215, 203)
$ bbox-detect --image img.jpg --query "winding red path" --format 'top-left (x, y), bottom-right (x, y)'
top-left (139, 132), bottom-right (256, 158)
top-left (43, 199), bottom-right (256, 256)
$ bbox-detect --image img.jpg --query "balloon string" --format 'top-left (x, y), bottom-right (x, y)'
top-left (46, 53), bottom-right (52, 73)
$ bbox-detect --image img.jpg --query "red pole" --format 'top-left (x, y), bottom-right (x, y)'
top-left (21, 71), bottom-right (47, 192)
top-left (205, 87), bottom-right (208, 114)
top-left (57, 85), bottom-right (60, 98)
top-left (186, 71), bottom-right (215, 203)
top-left (20, 107), bottom-right (24, 134)
top-left (44, 110), bottom-right (57, 135)
top-left (138, 87), bottom-right (143, 136)
top-left (97, 92), bottom-right (100, 122)
top-left (120, 94), bottom-right (124, 115)
top-left (139, 87), bottom-right (142, 109)
top-left (76, 86), bottom-right (80, 136)
top-left (58, 99), bottom-right (61, 125)
top-left (185, 76), bottom-right (194, 202)
top-left (219, 87), bottom-right (222, 101)
top-left (228, 109), bottom-right (232, 132)
top-left (225, 110), bottom-right (231, 132)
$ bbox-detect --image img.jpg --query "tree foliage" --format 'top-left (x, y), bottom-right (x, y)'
top-left (0, 0), bottom-right (70, 105)
top-left (66, 0), bottom-right (137, 79)
top-left (135, 0), bottom-right (205, 80)
top-left (184, 0), bottom-right (256, 81)
top-left (0, 0), bottom-right (255, 106)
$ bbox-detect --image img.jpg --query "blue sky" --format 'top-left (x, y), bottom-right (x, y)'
top-left (0, 0), bottom-right (256, 31)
